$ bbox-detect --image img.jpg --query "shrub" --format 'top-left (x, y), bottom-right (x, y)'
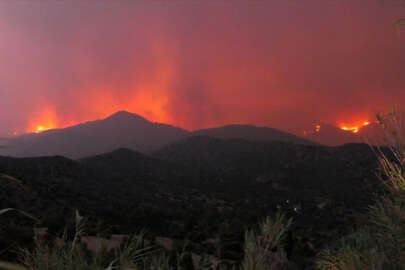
top-left (316, 111), bottom-right (405, 270)
top-left (242, 213), bottom-right (292, 270)
top-left (6, 211), bottom-right (163, 270)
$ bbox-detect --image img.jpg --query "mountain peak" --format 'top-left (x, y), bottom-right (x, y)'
top-left (3, 110), bottom-right (189, 159)
top-left (105, 111), bottom-right (149, 122)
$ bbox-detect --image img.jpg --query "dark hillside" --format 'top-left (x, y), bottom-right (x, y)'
top-left (194, 124), bottom-right (317, 145)
top-left (0, 140), bottom-right (383, 265)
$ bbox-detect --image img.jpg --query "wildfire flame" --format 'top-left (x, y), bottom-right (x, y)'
top-left (27, 106), bottom-right (59, 134)
top-left (21, 35), bottom-right (177, 135)
top-left (339, 121), bottom-right (370, 134)
top-left (303, 124), bottom-right (321, 136)
top-left (304, 121), bottom-right (372, 136)
top-left (34, 125), bottom-right (53, 133)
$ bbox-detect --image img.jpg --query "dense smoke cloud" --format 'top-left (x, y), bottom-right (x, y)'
top-left (0, 0), bottom-right (404, 136)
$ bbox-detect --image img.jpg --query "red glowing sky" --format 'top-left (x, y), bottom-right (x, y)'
top-left (0, 0), bottom-right (404, 136)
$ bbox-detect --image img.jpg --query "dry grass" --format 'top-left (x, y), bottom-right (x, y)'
top-left (242, 213), bottom-right (292, 270)
top-left (316, 110), bottom-right (405, 270)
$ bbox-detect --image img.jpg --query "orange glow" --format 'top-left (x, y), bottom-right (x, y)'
top-left (21, 34), bottom-right (178, 135)
top-left (34, 125), bottom-right (53, 133)
top-left (2, 1), bottom-right (405, 139)
top-left (35, 126), bottom-right (45, 133)
top-left (27, 106), bottom-right (59, 134)
top-left (339, 121), bottom-right (371, 134)
top-left (341, 126), bottom-right (360, 133)
top-left (303, 124), bottom-right (321, 136)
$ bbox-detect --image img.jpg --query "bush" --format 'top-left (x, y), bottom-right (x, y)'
top-left (316, 111), bottom-right (405, 270)
top-left (242, 213), bottom-right (292, 270)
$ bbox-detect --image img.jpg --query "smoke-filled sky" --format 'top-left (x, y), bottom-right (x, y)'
top-left (0, 0), bottom-right (404, 136)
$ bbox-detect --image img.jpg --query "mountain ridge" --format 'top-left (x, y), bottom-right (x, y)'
top-left (193, 124), bottom-right (317, 145)
top-left (3, 111), bottom-right (189, 159)
top-left (2, 111), bottom-right (318, 159)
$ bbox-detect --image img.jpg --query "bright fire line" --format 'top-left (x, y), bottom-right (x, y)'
top-left (34, 125), bottom-right (52, 133)
top-left (340, 121), bottom-right (370, 134)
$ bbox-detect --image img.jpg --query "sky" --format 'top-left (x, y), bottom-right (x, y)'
top-left (0, 0), bottom-right (404, 136)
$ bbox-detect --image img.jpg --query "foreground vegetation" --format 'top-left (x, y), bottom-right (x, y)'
top-left (316, 111), bottom-right (405, 269)
top-left (0, 210), bottom-right (295, 270)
